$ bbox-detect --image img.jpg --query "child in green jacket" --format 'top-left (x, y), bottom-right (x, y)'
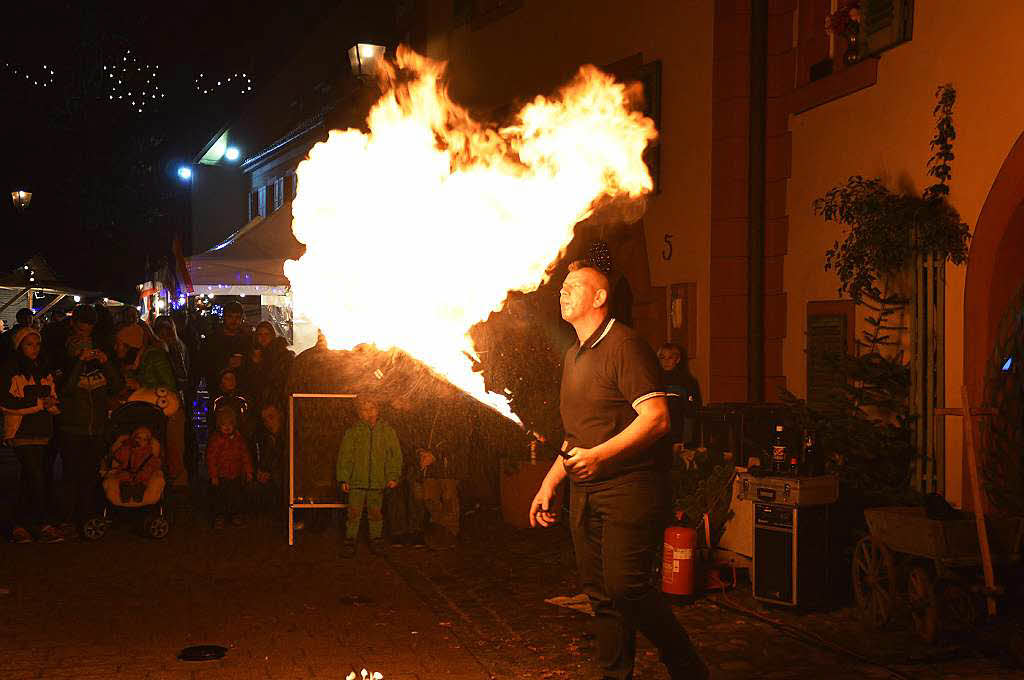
top-left (336, 397), bottom-right (401, 557)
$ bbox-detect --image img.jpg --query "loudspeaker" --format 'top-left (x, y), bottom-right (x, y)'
top-left (753, 503), bottom-right (830, 607)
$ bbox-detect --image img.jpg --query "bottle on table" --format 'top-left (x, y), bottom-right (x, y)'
top-left (771, 424), bottom-right (787, 475)
top-left (803, 430), bottom-right (817, 476)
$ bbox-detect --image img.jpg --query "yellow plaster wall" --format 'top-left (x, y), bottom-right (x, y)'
top-left (785, 2), bottom-right (1024, 506)
top-left (424, 0), bottom-right (714, 392)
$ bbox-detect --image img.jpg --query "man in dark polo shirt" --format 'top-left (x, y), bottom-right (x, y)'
top-left (530, 261), bottom-right (706, 680)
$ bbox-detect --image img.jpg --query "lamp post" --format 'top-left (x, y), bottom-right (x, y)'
top-left (348, 43), bottom-right (386, 80)
top-left (11, 190), bottom-right (32, 212)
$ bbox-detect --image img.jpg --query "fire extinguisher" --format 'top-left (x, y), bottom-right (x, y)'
top-left (662, 516), bottom-right (697, 598)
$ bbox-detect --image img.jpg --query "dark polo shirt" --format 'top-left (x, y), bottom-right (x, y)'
top-left (560, 316), bottom-right (669, 487)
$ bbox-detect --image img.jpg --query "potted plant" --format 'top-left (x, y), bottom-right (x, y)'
top-left (825, 0), bottom-right (863, 65)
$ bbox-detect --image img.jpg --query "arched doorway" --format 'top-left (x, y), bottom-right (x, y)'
top-left (963, 131), bottom-right (1024, 507)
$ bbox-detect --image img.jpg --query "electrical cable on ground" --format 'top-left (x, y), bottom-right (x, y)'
top-left (706, 592), bottom-right (917, 680)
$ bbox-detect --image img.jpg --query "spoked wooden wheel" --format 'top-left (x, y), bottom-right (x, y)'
top-left (936, 579), bottom-right (977, 634)
top-left (907, 566), bottom-right (938, 642)
top-left (852, 535), bottom-right (897, 628)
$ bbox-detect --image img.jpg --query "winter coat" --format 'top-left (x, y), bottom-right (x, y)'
top-left (243, 336), bottom-right (293, 408)
top-left (59, 357), bottom-right (120, 436)
top-left (136, 346), bottom-right (176, 392)
top-left (206, 430), bottom-right (253, 483)
top-left (111, 440), bottom-right (161, 483)
top-left (1, 366), bottom-right (59, 444)
top-left (199, 327), bottom-right (252, 395)
top-left (336, 420), bottom-right (402, 490)
top-left (253, 427), bottom-right (285, 481)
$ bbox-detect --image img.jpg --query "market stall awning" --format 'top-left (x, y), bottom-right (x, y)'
top-left (186, 201), bottom-right (305, 295)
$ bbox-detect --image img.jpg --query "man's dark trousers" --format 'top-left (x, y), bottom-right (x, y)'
top-left (570, 470), bottom-right (703, 679)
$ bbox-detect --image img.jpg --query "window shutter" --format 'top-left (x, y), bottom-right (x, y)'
top-left (258, 186), bottom-right (267, 217)
top-left (249, 190), bottom-right (260, 221)
top-left (861, 0), bottom-right (913, 56)
top-left (806, 311), bottom-right (849, 408)
top-left (283, 175), bottom-right (294, 202)
top-left (273, 178), bottom-right (284, 212)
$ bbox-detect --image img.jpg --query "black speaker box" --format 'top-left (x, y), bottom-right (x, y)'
top-left (753, 502), bottom-right (831, 607)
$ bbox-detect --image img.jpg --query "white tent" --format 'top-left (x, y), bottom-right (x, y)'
top-left (187, 201), bottom-right (318, 352)
top-left (187, 201), bottom-right (304, 296)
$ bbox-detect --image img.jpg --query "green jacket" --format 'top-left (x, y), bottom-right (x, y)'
top-left (137, 347), bottom-right (176, 391)
top-left (336, 420), bottom-right (402, 490)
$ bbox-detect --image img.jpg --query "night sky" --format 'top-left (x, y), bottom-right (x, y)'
top-left (0, 0), bottom-right (349, 298)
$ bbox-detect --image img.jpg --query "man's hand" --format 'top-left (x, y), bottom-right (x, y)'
top-left (529, 484), bottom-right (559, 528)
top-left (95, 349), bottom-right (108, 364)
top-left (562, 447), bottom-right (605, 482)
top-left (386, 480), bottom-right (398, 489)
top-left (42, 396), bottom-right (59, 410)
top-left (341, 482), bottom-right (350, 493)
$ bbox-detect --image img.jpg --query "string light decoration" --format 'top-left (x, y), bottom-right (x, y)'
top-left (2, 61), bottom-right (56, 89)
top-left (3, 48), bottom-right (255, 116)
top-left (194, 71), bottom-right (253, 96)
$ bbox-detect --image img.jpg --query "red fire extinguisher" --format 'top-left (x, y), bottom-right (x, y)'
top-left (662, 516), bottom-right (697, 597)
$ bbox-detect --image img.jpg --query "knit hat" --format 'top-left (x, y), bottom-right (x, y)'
top-left (13, 326), bottom-right (41, 351)
top-left (116, 323), bottom-right (144, 349)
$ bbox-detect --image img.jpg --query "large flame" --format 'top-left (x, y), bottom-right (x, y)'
top-left (285, 47), bottom-right (657, 419)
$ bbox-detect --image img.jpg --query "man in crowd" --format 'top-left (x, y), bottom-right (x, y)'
top-left (530, 261), bottom-right (707, 680)
top-left (197, 301), bottom-right (251, 396)
top-left (0, 308), bottom-right (34, 365)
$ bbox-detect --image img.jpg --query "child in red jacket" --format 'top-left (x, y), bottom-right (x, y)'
top-left (206, 407), bottom-right (253, 528)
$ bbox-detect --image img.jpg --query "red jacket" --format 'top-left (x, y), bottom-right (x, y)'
top-left (206, 431), bottom-right (253, 483)
top-left (112, 441), bottom-right (161, 483)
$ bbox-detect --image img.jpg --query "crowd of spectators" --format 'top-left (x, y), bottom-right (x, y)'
top-left (0, 300), bottom-right (297, 543)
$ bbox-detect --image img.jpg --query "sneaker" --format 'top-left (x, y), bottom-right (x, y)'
top-left (340, 539), bottom-right (357, 559)
top-left (11, 526), bottom-right (33, 543)
top-left (230, 515), bottom-right (247, 528)
top-left (213, 515), bottom-right (226, 530)
top-left (368, 538), bottom-right (387, 555)
top-left (38, 525), bottom-right (65, 543)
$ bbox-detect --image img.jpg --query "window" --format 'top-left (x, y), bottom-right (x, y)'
top-left (257, 186), bottom-right (267, 218)
top-left (249, 190), bottom-right (260, 222)
top-left (806, 301), bottom-right (855, 408)
top-left (861, 0), bottom-right (914, 56)
top-left (272, 177), bottom-right (285, 212)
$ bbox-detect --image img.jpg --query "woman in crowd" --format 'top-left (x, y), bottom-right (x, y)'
top-left (115, 321), bottom-right (188, 487)
top-left (153, 314), bottom-right (194, 486)
top-left (1, 328), bottom-right (63, 542)
top-left (243, 321), bottom-right (293, 413)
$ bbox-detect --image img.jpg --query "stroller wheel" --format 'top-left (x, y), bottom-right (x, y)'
top-left (148, 515), bottom-right (170, 539)
top-left (82, 517), bottom-right (107, 541)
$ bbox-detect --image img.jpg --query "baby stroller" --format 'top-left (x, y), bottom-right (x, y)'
top-left (82, 402), bottom-right (170, 540)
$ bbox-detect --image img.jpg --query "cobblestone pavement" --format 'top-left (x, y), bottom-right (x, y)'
top-left (1, 504), bottom-right (1022, 679)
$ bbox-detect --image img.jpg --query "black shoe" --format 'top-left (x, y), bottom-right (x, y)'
top-left (409, 533), bottom-right (427, 548)
top-left (368, 538), bottom-right (387, 555)
top-left (340, 539), bottom-right (357, 558)
top-left (390, 535), bottom-right (406, 548)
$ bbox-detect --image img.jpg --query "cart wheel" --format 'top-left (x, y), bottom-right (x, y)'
top-left (936, 580), bottom-right (977, 634)
top-left (82, 517), bottom-right (107, 541)
top-left (907, 566), bottom-right (938, 642)
top-left (852, 535), bottom-right (897, 628)
top-left (148, 516), bottom-right (170, 539)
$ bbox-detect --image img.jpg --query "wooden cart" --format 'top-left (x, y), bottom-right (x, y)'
top-left (852, 506), bottom-right (1024, 642)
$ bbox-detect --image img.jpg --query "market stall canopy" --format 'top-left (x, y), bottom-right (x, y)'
top-left (186, 201), bottom-right (305, 295)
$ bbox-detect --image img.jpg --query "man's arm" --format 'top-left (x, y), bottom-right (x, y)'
top-left (562, 397), bottom-right (670, 481)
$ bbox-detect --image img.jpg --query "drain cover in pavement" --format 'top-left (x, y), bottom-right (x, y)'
top-left (177, 645), bottom-right (228, 661)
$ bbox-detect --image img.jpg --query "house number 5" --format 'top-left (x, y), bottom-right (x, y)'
top-left (662, 234), bottom-right (673, 260)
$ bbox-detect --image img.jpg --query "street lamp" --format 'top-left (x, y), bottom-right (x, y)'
top-left (11, 190), bottom-right (32, 211)
top-left (348, 43), bottom-right (386, 80)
